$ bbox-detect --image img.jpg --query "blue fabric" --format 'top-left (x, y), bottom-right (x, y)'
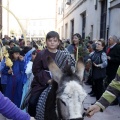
top-left (24, 48), bottom-right (35, 70)
top-left (0, 59), bottom-right (8, 84)
top-left (67, 44), bottom-right (74, 54)
top-left (3, 60), bottom-right (24, 108)
top-left (35, 85), bottom-right (52, 120)
top-left (22, 48), bottom-right (35, 84)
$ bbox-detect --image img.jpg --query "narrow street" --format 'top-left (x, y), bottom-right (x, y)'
top-left (83, 84), bottom-right (120, 120)
top-left (0, 83), bottom-right (120, 120)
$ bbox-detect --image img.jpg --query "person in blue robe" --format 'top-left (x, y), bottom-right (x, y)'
top-left (1, 46), bottom-right (25, 108)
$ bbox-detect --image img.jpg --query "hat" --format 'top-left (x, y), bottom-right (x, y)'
top-left (11, 46), bottom-right (20, 54)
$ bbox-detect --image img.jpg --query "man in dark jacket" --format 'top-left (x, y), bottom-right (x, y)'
top-left (106, 35), bottom-right (120, 105)
top-left (106, 35), bottom-right (120, 85)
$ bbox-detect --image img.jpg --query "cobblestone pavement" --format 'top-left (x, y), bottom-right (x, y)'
top-left (83, 84), bottom-right (120, 120)
top-left (0, 84), bottom-right (120, 120)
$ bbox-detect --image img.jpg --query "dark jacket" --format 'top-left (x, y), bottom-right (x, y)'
top-left (90, 50), bottom-right (107, 79)
top-left (106, 44), bottom-right (120, 81)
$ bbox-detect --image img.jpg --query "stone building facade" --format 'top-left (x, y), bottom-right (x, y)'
top-left (56, 0), bottom-right (120, 42)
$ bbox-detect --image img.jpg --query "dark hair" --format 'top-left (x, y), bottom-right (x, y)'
top-left (32, 50), bottom-right (37, 55)
top-left (73, 33), bottom-right (82, 40)
top-left (9, 40), bottom-right (14, 45)
top-left (22, 46), bottom-right (32, 54)
top-left (72, 33), bottom-right (82, 44)
top-left (20, 50), bottom-right (25, 56)
top-left (57, 40), bottom-right (64, 50)
top-left (88, 41), bottom-right (93, 44)
top-left (97, 40), bottom-right (105, 47)
top-left (46, 31), bottom-right (59, 41)
top-left (19, 38), bottom-right (24, 42)
top-left (33, 44), bottom-right (38, 49)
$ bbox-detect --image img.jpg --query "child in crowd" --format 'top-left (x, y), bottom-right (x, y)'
top-left (28, 31), bottom-right (75, 119)
top-left (21, 49), bottom-right (37, 109)
top-left (1, 46), bottom-right (24, 107)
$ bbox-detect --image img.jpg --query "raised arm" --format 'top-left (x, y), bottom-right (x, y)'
top-left (0, 92), bottom-right (30, 120)
top-left (87, 66), bottom-right (120, 117)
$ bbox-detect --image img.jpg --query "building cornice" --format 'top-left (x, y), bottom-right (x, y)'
top-left (64, 0), bottom-right (86, 18)
top-left (57, 0), bottom-right (86, 24)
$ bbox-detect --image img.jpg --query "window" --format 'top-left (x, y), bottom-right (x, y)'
top-left (100, 0), bottom-right (107, 39)
top-left (82, 12), bottom-right (86, 39)
top-left (65, 23), bottom-right (68, 39)
top-left (90, 25), bottom-right (93, 40)
top-left (71, 19), bottom-right (74, 40)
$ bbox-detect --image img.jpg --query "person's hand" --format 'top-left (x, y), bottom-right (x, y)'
top-left (93, 62), bottom-right (100, 67)
top-left (87, 59), bottom-right (91, 62)
top-left (107, 56), bottom-right (111, 60)
top-left (8, 69), bottom-right (13, 74)
top-left (86, 105), bottom-right (101, 117)
top-left (30, 117), bottom-right (36, 120)
top-left (47, 79), bottom-right (53, 84)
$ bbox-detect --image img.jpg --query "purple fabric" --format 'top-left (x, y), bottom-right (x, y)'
top-left (0, 92), bottom-right (30, 120)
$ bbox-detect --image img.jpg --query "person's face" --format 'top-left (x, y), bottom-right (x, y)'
top-left (32, 53), bottom-right (37, 61)
top-left (27, 41), bottom-right (31, 47)
top-left (46, 37), bottom-right (60, 50)
top-left (10, 43), bottom-right (14, 48)
top-left (96, 41), bottom-right (103, 51)
top-left (73, 35), bottom-right (79, 45)
top-left (13, 52), bottom-right (20, 60)
top-left (108, 37), bottom-right (115, 46)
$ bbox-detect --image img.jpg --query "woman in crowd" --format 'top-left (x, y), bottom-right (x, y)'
top-left (88, 40), bottom-right (107, 100)
top-left (67, 33), bottom-right (89, 61)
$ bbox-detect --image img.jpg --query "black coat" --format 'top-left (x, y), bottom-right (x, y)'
top-left (106, 44), bottom-right (120, 81)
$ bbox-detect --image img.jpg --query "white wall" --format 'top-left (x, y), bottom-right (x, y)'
top-left (109, 8), bottom-right (120, 37)
top-left (56, 0), bottom-right (102, 41)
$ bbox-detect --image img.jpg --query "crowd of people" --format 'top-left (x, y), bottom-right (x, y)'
top-left (0, 31), bottom-right (120, 119)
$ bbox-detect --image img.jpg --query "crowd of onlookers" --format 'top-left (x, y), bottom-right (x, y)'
top-left (0, 31), bottom-right (120, 119)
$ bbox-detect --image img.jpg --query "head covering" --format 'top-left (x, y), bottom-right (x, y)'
top-left (11, 46), bottom-right (20, 54)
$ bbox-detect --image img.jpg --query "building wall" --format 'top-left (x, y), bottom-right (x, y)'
top-left (56, 0), bottom-right (120, 41)
top-left (109, 8), bottom-right (120, 37)
top-left (56, 0), bottom-right (102, 41)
